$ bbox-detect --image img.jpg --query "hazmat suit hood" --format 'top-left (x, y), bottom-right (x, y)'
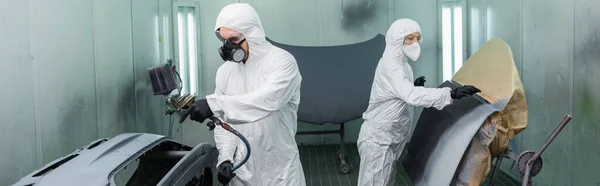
top-left (215, 3), bottom-right (273, 63)
top-left (382, 18), bottom-right (422, 62)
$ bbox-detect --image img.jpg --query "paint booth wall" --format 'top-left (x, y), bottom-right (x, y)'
top-left (0, 0), bottom-right (215, 185)
top-left (467, 0), bottom-right (600, 185)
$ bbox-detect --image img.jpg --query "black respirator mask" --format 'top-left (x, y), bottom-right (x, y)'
top-left (218, 38), bottom-right (247, 63)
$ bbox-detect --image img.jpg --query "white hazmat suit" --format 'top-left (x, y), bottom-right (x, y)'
top-left (206, 3), bottom-right (306, 186)
top-left (357, 19), bottom-right (454, 186)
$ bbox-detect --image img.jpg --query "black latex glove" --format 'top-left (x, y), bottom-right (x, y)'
top-left (451, 85), bottom-right (482, 99)
top-left (179, 99), bottom-right (213, 123)
top-left (414, 76), bottom-right (426, 86)
top-left (218, 161), bottom-right (236, 185)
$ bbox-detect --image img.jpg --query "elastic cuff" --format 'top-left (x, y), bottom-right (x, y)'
top-left (435, 87), bottom-right (453, 110)
top-left (206, 94), bottom-right (224, 117)
top-left (443, 87), bottom-right (453, 103)
top-left (217, 157), bottom-right (234, 168)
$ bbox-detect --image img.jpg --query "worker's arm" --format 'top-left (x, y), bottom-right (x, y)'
top-left (212, 86), bottom-right (240, 166)
top-left (388, 67), bottom-right (453, 110)
top-left (206, 54), bottom-right (301, 124)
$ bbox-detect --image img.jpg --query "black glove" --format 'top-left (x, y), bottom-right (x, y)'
top-left (414, 76), bottom-right (426, 86)
top-left (451, 85), bottom-right (481, 99)
top-left (218, 161), bottom-right (236, 185)
top-left (179, 99), bottom-right (213, 123)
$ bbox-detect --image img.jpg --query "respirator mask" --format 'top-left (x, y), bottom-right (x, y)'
top-left (216, 30), bottom-right (247, 63)
top-left (403, 42), bottom-right (421, 61)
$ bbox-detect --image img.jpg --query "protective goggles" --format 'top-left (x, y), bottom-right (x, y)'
top-left (215, 29), bottom-right (246, 44)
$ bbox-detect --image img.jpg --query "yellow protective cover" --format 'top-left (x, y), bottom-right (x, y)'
top-left (451, 38), bottom-right (528, 185)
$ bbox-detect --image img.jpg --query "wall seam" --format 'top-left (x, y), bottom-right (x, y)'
top-left (569, 0), bottom-right (575, 185)
top-left (519, 0), bottom-right (524, 157)
top-left (130, 0), bottom-right (138, 131)
top-left (388, 0), bottom-right (393, 27)
top-left (318, 0), bottom-right (322, 46)
top-left (438, 0), bottom-right (442, 83)
top-left (91, 0), bottom-right (99, 139)
top-left (465, 0), bottom-right (470, 59)
top-left (157, 0), bottom-right (164, 135)
top-left (29, 0), bottom-right (43, 168)
top-left (520, 0), bottom-right (524, 82)
top-left (436, 0), bottom-right (440, 83)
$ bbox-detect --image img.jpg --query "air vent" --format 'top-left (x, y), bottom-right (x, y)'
top-left (87, 139), bottom-right (108, 149)
top-left (33, 154), bottom-right (79, 177)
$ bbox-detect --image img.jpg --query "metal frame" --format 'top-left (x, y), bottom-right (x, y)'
top-left (296, 122), bottom-right (352, 174)
top-left (488, 114), bottom-right (572, 186)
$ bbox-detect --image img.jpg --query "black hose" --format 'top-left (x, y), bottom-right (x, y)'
top-left (207, 117), bottom-right (251, 172)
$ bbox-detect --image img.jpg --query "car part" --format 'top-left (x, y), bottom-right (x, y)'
top-left (402, 80), bottom-right (506, 186)
top-left (12, 133), bottom-right (218, 186)
top-left (267, 34), bottom-right (386, 175)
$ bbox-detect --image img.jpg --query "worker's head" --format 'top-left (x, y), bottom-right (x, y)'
top-left (215, 3), bottom-right (270, 63)
top-left (216, 27), bottom-right (249, 63)
top-left (384, 18), bottom-right (422, 61)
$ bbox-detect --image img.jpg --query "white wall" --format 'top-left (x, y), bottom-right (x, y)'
top-left (467, 0), bottom-right (600, 185)
top-left (0, 0), bottom-right (175, 184)
top-left (0, 0), bottom-right (37, 183)
top-left (93, 0), bottom-right (137, 138)
top-left (29, 0), bottom-right (99, 164)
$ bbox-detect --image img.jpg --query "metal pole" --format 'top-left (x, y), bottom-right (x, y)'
top-left (530, 114), bottom-right (572, 161)
top-left (521, 114), bottom-right (572, 186)
top-left (488, 155), bottom-right (504, 186)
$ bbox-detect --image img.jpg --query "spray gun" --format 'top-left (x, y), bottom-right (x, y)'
top-left (147, 62), bottom-right (251, 173)
top-left (147, 60), bottom-right (197, 116)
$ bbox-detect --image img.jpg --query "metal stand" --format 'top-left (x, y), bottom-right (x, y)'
top-left (296, 122), bottom-right (353, 174)
top-left (487, 114), bottom-right (572, 186)
top-left (488, 154), bottom-right (504, 186)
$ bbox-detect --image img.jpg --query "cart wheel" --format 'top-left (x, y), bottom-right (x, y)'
top-left (338, 163), bottom-right (352, 174)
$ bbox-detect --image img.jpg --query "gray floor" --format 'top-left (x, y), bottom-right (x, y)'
top-left (299, 144), bottom-right (521, 186)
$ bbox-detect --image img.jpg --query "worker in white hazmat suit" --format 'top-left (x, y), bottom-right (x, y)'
top-left (356, 18), bottom-right (481, 186)
top-left (180, 3), bottom-right (306, 186)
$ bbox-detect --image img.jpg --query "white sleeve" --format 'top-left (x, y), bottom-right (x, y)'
top-left (206, 54), bottom-right (301, 124)
top-left (388, 67), bottom-right (453, 110)
top-left (212, 85), bottom-right (240, 166)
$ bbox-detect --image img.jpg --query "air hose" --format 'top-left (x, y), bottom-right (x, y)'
top-left (207, 116), bottom-right (251, 172)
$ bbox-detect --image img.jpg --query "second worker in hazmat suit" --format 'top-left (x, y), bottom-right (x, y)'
top-left (180, 3), bottom-right (306, 186)
top-left (356, 18), bottom-right (481, 186)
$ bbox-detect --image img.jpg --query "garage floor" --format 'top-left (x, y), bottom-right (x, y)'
top-left (299, 144), bottom-right (521, 186)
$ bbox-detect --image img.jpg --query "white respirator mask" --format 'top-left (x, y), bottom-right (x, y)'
top-left (403, 42), bottom-right (421, 61)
